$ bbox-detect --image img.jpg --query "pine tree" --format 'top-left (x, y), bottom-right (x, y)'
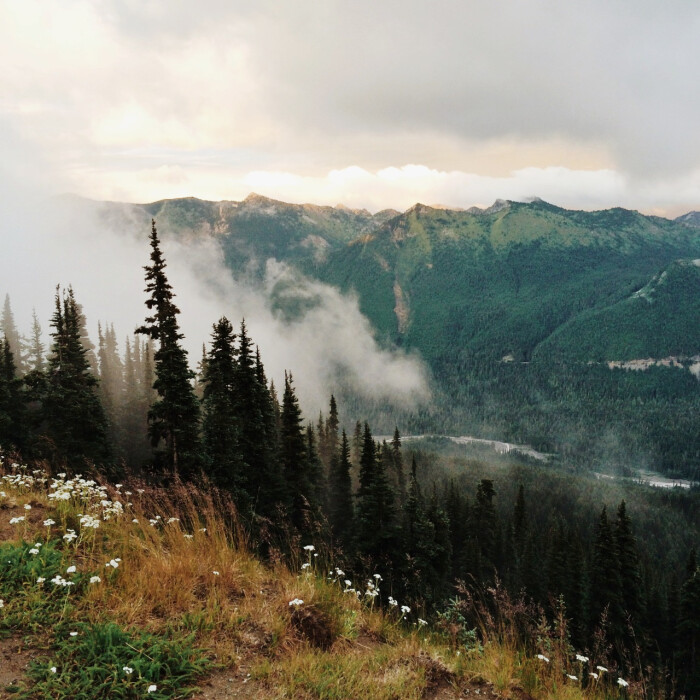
top-left (615, 501), bottom-right (644, 626)
top-left (0, 337), bottom-right (26, 450)
top-left (26, 309), bottom-right (44, 373)
top-left (201, 317), bottom-right (244, 497)
top-left (42, 286), bottom-right (110, 467)
top-left (355, 422), bottom-right (398, 564)
top-left (328, 429), bottom-right (354, 544)
top-left (588, 506), bottom-right (625, 647)
top-left (473, 479), bottom-right (497, 579)
top-left (121, 336), bottom-right (150, 468)
top-left (281, 372), bottom-right (312, 533)
top-left (391, 427), bottom-right (406, 507)
top-left (136, 220), bottom-right (201, 479)
top-left (1, 295), bottom-right (24, 375)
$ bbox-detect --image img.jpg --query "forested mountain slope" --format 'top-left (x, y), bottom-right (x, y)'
top-left (80, 194), bottom-right (700, 477)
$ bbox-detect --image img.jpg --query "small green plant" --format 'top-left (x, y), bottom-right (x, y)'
top-left (436, 597), bottom-right (483, 653)
top-left (0, 539), bottom-right (85, 633)
top-left (22, 621), bottom-right (211, 699)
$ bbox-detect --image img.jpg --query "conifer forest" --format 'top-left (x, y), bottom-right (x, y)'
top-left (1, 220), bottom-right (698, 698)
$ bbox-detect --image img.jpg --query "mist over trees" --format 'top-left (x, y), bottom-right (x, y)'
top-left (0, 219), bottom-right (698, 697)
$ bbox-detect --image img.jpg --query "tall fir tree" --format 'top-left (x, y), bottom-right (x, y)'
top-left (614, 501), bottom-right (644, 629)
top-left (1, 295), bottom-right (24, 375)
top-left (41, 286), bottom-right (110, 467)
top-left (391, 427), bottom-right (406, 507)
top-left (136, 220), bottom-right (201, 479)
top-left (355, 422), bottom-right (398, 565)
top-left (121, 336), bottom-right (150, 468)
top-left (0, 337), bottom-right (26, 450)
top-left (201, 317), bottom-right (245, 497)
top-left (26, 309), bottom-right (45, 374)
top-left (281, 372), bottom-right (312, 533)
top-left (328, 428), bottom-right (354, 545)
top-left (588, 506), bottom-right (626, 649)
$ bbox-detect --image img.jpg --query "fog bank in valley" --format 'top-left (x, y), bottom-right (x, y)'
top-left (0, 194), bottom-right (430, 416)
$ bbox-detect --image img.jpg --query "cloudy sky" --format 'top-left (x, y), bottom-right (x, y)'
top-left (3, 0), bottom-right (700, 214)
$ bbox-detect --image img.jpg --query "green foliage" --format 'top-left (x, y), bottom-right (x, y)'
top-left (136, 221), bottom-right (201, 478)
top-left (0, 539), bottom-right (86, 633)
top-left (40, 286), bottom-right (110, 466)
top-left (22, 622), bottom-right (211, 699)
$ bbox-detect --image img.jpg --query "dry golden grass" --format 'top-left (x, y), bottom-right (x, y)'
top-left (0, 462), bottom-right (636, 699)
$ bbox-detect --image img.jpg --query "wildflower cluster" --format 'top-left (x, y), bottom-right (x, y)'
top-left (1, 463), bottom-right (47, 492)
top-left (534, 651), bottom-right (630, 689)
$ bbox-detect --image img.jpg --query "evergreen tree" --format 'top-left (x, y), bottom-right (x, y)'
top-left (328, 429), bottom-right (354, 545)
top-left (201, 317), bottom-right (244, 497)
top-left (355, 422), bottom-right (397, 564)
top-left (305, 425), bottom-right (325, 518)
top-left (26, 309), bottom-right (44, 373)
top-left (121, 336), bottom-right (150, 468)
top-left (472, 479), bottom-right (498, 579)
top-left (426, 486), bottom-right (453, 603)
top-left (136, 220), bottom-right (202, 479)
top-left (445, 479), bottom-right (467, 580)
top-left (281, 372), bottom-right (311, 533)
top-left (97, 323), bottom-right (124, 452)
top-left (42, 286), bottom-right (110, 466)
top-left (1, 295), bottom-right (24, 375)
top-left (391, 427), bottom-right (406, 506)
top-left (615, 501), bottom-right (644, 627)
top-left (0, 337), bottom-right (26, 450)
top-left (588, 506), bottom-right (626, 649)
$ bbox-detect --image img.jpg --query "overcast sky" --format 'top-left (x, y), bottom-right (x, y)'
top-left (3, 0), bottom-right (700, 214)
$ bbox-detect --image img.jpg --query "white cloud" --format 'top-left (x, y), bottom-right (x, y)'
top-left (2, 0), bottom-right (700, 213)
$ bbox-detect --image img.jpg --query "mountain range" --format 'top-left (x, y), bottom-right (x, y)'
top-left (82, 193), bottom-right (700, 477)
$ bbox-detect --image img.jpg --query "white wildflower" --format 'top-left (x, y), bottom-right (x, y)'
top-left (89, 576), bottom-right (101, 584)
top-left (589, 672), bottom-right (599, 679)
top-left (418, 618), bottom-right (428, 626)
top-left (9, 516), bottom-right (25, 524)
top-left (212, 571), bottom-right (220, 576)
top-left (575, 654), bottom-right (589, 663)
top-left (288, 598), bottom-right (304, 607)
top-left (123, 666), bottom-right (133, 675)
top-left (147, 684), bottom-right (157, 693)
top-left (596, 666), bottom-right (608, 673)
top-left (301, 562), bottom-right (310, 570)
top-left (567, 674), bottom-right (578, 681)
top-left (66, 565), bottom-right (76, 574)
top-left (617, 678), bottom-right (629, 687)
top-left (69, 631), bottom-right (78, 637)
top-left (29, 548), bottom-right (39, 555)
top-left (43, 519), bottom-right (55, 527)
top-left (400, 605), bottom-right (410, 615)
top-left (50, 666), bottom-right (57, 673)
top-left (536, 654), bottom-right (550, 663)
top-left (23, 504), bottom-right (31, 510)
top-left (36, 577), bottom-right (46, 584)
